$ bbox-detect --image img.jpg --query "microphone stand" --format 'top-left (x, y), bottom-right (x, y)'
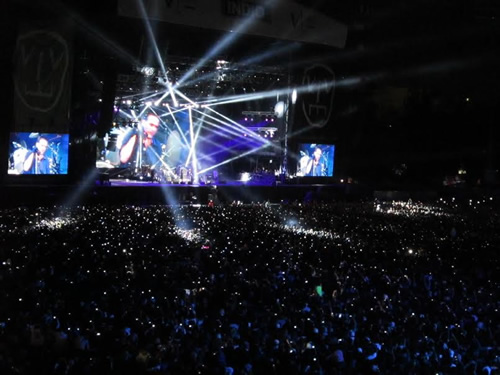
top-left (135, 122), bottom-right (143, 178)
top-left (35, 150), bottom-right (39, 174)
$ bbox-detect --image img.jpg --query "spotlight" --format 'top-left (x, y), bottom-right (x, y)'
top-left (140, 66), bottom-right (155, 76)
top-left (291, 89), bottom-right (298, 104)
top-left (274, 101), bottom-right (285, 118)
top-left (241, 172), bottom-right (251, 182)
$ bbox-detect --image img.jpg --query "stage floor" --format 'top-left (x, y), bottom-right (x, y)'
top-left (1, 177), bottom-right (365, 207)
top-left (106, 178), bottom-right (272, 187)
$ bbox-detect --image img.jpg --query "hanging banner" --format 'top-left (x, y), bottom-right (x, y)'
top-left (117, 0), bottom-right (347, 48)
top-left (13, 24), bottom-right (73, 133)
top-left (299, 63), bottom-right (336, 128)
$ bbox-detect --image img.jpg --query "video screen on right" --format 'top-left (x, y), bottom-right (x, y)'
top-left (296, 143), bottom-right (335, 177)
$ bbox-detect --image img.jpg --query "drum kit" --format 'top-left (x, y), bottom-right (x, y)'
top-left (143, 142), bottom-right (194, 184)
top-left (152, 164), bottom-right (192, 184)
top-left (9, 133), bottom-right (62, 175)
top-left (126, 151), bottom-right (192, 184)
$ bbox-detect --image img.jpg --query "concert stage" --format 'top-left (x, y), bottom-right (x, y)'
top-left (1, 177), bottom-right (366, 208)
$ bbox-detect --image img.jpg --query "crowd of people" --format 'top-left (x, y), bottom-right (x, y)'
top-left (0, 199), bottom-right (498, 374)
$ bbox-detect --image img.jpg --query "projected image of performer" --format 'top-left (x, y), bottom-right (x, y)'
top-left (23, 135), bottom-right (50, 174)
top-left (119, 113), bottom-right (165, 168)
top-left (305, 146), bottom-right (327, 177)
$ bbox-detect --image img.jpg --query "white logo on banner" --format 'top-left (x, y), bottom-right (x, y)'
top-left (301, 64), bottom-right (335, 128)
top-left (14, 30), bottom-right (69, 113)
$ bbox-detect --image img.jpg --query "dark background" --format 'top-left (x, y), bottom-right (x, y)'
top-left (2, 0), bottom-right (499, 189)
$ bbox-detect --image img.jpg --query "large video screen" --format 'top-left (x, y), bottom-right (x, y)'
top-left (296, 143), bottom-right (335, 177)
top-left (8, 132), bottom-right (69, 175)
top-left (96, 104), bottom-right (278, 183)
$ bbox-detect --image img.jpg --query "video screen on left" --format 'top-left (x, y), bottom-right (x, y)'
top-left (8, 132), bottom-right (69, 175)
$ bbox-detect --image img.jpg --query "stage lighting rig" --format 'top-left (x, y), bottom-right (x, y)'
top-left (115, 56), bottom-right (288, 102)
top-left (216, 59), bottom-right (229, 70)
top-left (242, 110), bottom-right (276, 119)
top-left (138, 66), bottom-right (155, 77)
top-left (274, 101), bottom-right (285, 118)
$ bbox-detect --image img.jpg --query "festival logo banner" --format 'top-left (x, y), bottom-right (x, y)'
top-left (13, 24), bottom-right (73, 133)
top-left (300, 64), bottom-right (336, 129)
